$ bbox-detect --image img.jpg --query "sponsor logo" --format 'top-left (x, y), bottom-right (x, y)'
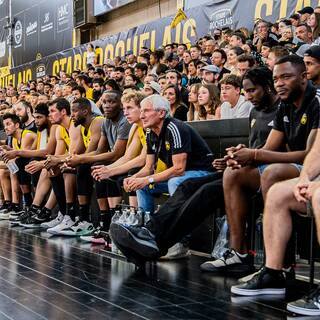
top-left (301, 113), bottom-right (307, 125)
top-left (209, 8), bottom-right (233, 31)
top-left (41, 12), bottom-right (53, 32)
top-left (26, 21), bottom-right (37, 36)
top-left (250, 119), bottom-right (256, 128)
top-left (283, 116), bottom-right (289, 123)
top-left (165, 141), bottom-right (170, 151)
top-left (36, 64), bottom-right (46, 78)
top-left (268, 120), bottom-right (274, 127)
top-left (57, 3), bottom-right (70, 31)
top-left (14, 20), bottom-right (23, 46)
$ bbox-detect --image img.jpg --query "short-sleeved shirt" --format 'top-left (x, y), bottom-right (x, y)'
top-left (146, 117), bottom-right (214, 172)
top-left (101, 111), bottom-right (131, 151)
top-left (273, 83), bottom-right (320, 151)
top-left (249, 101), bottom-right (279, 149)
top-left (220, 95), bottom-right (254, 119)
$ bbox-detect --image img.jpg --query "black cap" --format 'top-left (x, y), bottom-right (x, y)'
top-left (298, 6), bottom-right (314, 15)
top-left (304, 45), bottom-right (320, 61)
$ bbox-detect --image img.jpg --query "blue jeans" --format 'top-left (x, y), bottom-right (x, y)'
top-left (136, 170), bottom-right (212, 213)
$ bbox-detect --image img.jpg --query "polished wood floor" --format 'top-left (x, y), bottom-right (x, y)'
top-left (0, 221), bottom-right (316, 320)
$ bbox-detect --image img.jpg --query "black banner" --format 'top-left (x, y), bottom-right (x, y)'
top-left (11, 0), bottom-right (73, 67)
top-left (2, 0), bottom-right (320, 87)
top-left (0, 0), bottom-right (9, 69)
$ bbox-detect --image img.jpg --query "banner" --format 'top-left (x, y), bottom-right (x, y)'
top-left (2, 0), bottom-right (320, 87)
top-left (0, 0), bottom-right (9, 69)
top-left (11, 0), bottom-right (73, 67)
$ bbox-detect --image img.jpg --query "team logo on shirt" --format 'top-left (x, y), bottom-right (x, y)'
top-left (250, 119), bottom-right (256, 128)
top-left (301, 113), bottom-right (307, 125)
top-left (165, 141), bottom-right (170, 151)
top-left (283, 116), bottom-right (289, 123)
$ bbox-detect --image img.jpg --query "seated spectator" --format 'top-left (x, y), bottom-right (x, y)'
top-left (295, 23), bottom-right (313, 44)
top-left (211, 49), bottom-right (230, 81)
top-left (236, 54), bottom-right (256, 77)
top-left (163, 84), bottom-right (188, 121)
top-left (134, 63), bottom-right (148, 85)
top-left (187, 59), bottom-right (201, 86)
top-left (304, 45), bottom-right (320, 89)
top-left (187, 83), bottom-right (203, 121)
top-left (165, 69), bottom-right (189, 105)
top-left (225, 46), bottom-right (245, 73)
top-left (200, 65), bottom-right (221, 85)
top-left (197, 84), bottom-right (221, 120)
top-left (265, 45), bottom-right (290, 71)
top-left (220, 74), bottom-right (253, 119)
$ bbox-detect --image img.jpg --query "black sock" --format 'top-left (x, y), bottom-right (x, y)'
top-left (50, 175), bottom-right (66, 215)
top-left (78, 204), bottom-right (90, 222)
top-left (100, 209), bottom-right (111, 230)
top-left (265, 266), bottom-right (283, 276)
top-left (41, 207), bottom-right (51, 217)
top-left (66, 203), bottom-right (76, 220)
top-left (29, 204), bottom-right (40, 214)
top-left (23, 192), bottom-right (33, 207)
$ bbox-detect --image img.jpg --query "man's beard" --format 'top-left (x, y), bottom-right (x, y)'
top-left (74, 117), bottom-right (86, 127)
top-left (37, 123), bottom-right (48, 131)
top-left (20, 113), bottom-right (28, 124)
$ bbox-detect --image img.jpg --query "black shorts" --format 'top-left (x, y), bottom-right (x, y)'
top-left (15, 157), bottom-right (31, 186)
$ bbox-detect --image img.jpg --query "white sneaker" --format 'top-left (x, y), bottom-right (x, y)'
top-left (41, 212), bottom-right (64, 229)
top-left (160, 243), bottom-right (191, 260)
top-left (0, 210), bottom-right (10, 220)
top-left (59, 221), bottom-right (94, 236)
top-left (47, 215), bottom-right (75, 235)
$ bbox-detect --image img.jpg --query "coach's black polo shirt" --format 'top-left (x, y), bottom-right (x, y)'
top-left (146, 117), bottom-right (213, 172)
top-left (249, 101), bottom-right (279, 149)
top-left (273, 83), bottom-right (320, 151)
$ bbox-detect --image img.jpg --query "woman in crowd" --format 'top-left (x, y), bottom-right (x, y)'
top-left (308, 12), bottom-right (320, 43)
top-left (163, 83), bottom-right (188, 121)
top-left (149, 49), bottom-right (165, 75)
top-left (182, 50), bottom-right (192, 74)
top-left (197, 84), bottom-right (221, 120)
top-left (225, 46), bottom-right (245, 73)
top-left (187, 83), bottom-right (202, 121)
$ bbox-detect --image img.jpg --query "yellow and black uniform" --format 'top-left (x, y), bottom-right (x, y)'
top-left (13, 129), bottom-right (35, 186)
top-left (77, 116), bottom-right (104, 198)
top-left (36, 129), bottom-right (49, 151)
top-left (80, 116), bottom-right (104, 150)
top-left (59, 124), bottom-right (71, 151)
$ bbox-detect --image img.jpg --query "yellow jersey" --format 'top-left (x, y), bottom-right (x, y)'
top-left (36, 129), bottom-right (49, 150)
top-left (137, 126), bottom-right (167, 173)
top-left (80, 116), bottom-right (103, 150)
top-left (12, 129), bottom-right (34, 150)
top-left (59, 121), bottom-right (72, 150)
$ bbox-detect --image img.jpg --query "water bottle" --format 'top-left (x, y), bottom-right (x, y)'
top-left (254, 214), bottom-right (264, 266)
top-left (7, 160), bottom-right (19, 174)
top-left (126, 210), bottom-right (137, 225)
top-left (111, 210), bottom-right (121, 224)
top-left (143, 211), bottom-right (151, 225)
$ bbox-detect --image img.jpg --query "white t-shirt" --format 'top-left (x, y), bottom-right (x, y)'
top-left (220, 95), bottom-right (253, 119)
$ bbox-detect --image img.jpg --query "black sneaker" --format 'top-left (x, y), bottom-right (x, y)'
top-left (10, 209), bottom-right (31, 225)
top-left (20, 207), bottom-right (47, 228)
top-left (34, 208), bottom-right (52, 223)
top-left (238, 266), bottom-right (295, 283)
top-left (200, 249), bottom-right (254, 273)
top-left (287, 286), bottom-right (320, 316)
top-left (231, 267), bottom-right (286, 296)
top-left (109, 222), bottom-right (160, 260)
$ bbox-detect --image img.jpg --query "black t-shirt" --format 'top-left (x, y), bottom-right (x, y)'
top-left (180, 86), bottom-right (189, 106)
top-left (273, 83), bottom-right (320, 151)
top-left (249, 101), bottom-right (279, 149)
top-left (23, 121), bottom-right (37, 133)
top-left (173, 104), bottom-right (188, 121)
top-left (146, 118), bottom-right (214, 172)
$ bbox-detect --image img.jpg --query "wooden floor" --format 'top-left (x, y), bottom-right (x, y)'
top-left (0, 221), bottom-right (316, 320)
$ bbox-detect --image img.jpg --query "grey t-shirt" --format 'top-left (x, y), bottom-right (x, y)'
top-left (220, 95), bottom-right (253, 119)
top-left (101, 111), bottom-right (131, 151)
